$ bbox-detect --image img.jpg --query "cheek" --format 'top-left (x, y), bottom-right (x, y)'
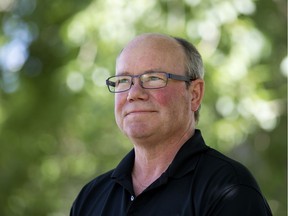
top-left (153, 87), bottom-right (192, 117)
top-left (114, 95), bottom-right (126, 120)
top-left (115, 93), bottom-right (126, 107)
top-left (153, 87), bottom-right (182, 107)
top-left (150, 90), bottom-right (169, 107)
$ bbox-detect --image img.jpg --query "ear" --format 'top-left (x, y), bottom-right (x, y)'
top-left (190, 79), bottom-right (205, 112)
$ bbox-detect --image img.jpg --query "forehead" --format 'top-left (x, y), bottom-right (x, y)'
top-left (116, 35), bottom-right (186, 74)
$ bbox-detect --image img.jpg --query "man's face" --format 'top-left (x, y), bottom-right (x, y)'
top-left (114, 35), bottom-right (195, 143)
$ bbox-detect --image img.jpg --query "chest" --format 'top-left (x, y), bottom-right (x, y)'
top-left (93, 175), bottom-right (199, 216)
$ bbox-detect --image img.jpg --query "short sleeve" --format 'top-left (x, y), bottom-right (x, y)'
top-left (209, 185), bottom-right (272, 216)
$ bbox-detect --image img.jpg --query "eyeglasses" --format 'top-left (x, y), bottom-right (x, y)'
top-left (106, 71), bottom-right (193, 93)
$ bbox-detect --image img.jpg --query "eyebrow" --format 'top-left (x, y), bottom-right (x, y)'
top-left (116, 71), bottom-right (130, 76)
top-left (116, 68), bottom-right (164, 76)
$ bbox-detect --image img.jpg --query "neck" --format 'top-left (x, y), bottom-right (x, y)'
top-left (131, 129), bottom-right (195, 195)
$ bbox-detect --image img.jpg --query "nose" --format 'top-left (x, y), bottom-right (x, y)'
top-left (127, 78), bottom-right (149, 102)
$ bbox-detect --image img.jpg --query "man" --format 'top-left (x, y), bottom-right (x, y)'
top-left (70, 33), bottom-right (272, 215)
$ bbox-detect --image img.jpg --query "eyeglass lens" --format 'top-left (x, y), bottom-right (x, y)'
top-left (108, 72), bottom-right (168, 92)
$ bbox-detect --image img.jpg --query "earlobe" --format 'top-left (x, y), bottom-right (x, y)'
top-left (191, 79), bottom-right (205, 112)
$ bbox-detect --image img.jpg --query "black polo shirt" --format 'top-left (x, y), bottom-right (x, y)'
top-left (70, 130), bottom-right (272, 216)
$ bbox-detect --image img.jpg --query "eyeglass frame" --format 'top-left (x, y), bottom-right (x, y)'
top-left (105, 71), bottom-right (195, 93)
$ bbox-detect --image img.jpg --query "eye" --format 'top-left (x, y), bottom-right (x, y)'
top-left (119, 78), bottom-right (130, 83)
top-left (115, 77), bottom-right (131, 86)
top-left (142, 73), bottom-right (166, 82)
top-left (148, 74), bottom-right (166, 83)
top-left (148, 76), bottom-right (162, 81)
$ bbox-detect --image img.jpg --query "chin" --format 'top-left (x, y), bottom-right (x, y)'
top-left (125, 127), bottom-right (154, 139)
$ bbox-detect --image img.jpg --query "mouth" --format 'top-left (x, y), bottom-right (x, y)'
top-left (125, 110), bottom-right (156, 117)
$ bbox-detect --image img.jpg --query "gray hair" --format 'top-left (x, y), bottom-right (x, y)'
top-left (173, 37), bottom-right (204, 122)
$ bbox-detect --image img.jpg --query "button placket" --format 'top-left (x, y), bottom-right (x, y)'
top-left (130, 195), bottom-right (135, 201)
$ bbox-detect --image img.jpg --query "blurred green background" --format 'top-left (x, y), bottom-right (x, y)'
top-left (0, 0), bottom-right (286, 215)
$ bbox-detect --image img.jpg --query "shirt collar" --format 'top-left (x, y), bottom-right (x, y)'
top-left (166, 129), bottom-right (209, 178)
top-left (111, 129), bottom-right (209, 182)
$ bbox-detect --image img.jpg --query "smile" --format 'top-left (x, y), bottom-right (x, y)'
top-left (125, 110), bottom-right (156, 117)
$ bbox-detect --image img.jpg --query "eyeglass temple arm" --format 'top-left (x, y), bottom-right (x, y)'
top-left (167, 73), bottom-right (193, 82)
top-left (106, 80), bottom-right (116, 87)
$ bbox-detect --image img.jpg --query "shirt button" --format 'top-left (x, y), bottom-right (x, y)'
top-left (130, 195), bottom-right (135, 201)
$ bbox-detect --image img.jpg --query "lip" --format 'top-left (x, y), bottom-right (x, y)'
top-left (125, 110), bottom-right (156, 117)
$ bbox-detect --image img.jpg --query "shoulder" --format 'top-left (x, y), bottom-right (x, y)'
top-left (200, 148), bottom-right (259, 187)
top-left (194, 147), bottom-right (263, 202)
top-left (70, 169), bottom-right (115, 215)
top-left (194, 148), bottom-right (272, 215)
top-left (78, 169), bottom-right (115, 196)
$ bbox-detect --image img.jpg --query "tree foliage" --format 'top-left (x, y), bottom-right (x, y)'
top-left (0, 0), bottom-right (286, 215)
